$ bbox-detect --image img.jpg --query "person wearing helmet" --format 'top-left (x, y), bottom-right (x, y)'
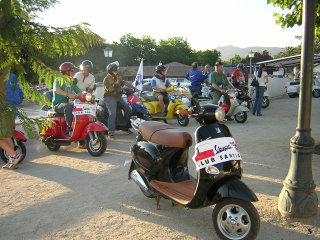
top-left (52, 62), bottom-right (81, 136)
top-left (103, 61), bottom-right (137, 138)
top-left (151, 64), bottom-right (172, 117)
top-left (74, 60), bottom-right (95, 93)
top-left (185, 62), bottom-right (208, 98)
top-left (231, 63), bottom-right (246, 88)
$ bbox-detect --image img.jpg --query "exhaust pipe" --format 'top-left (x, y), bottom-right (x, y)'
top-left (130, 169), bottom-right (148, 191)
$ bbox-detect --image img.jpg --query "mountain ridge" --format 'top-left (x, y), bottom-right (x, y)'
top-left (216, 45), bottom-right (285, 61)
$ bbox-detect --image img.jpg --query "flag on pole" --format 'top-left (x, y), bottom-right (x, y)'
top-left (133, 58), bottom-right (143, 91)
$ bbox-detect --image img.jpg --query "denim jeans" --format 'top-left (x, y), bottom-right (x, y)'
top-left (252, 86), bottom-right (265, 115)
top-left (103, 96), bottom-right (131, 133)
top-left (54, 103), bottom-right (74, 130)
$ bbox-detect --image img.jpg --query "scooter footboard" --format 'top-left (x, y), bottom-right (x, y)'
top-left (210, 177), bottom-right (258, 203)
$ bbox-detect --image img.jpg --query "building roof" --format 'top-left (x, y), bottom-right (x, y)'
top-left (257, 54), bottom-right (320, 68)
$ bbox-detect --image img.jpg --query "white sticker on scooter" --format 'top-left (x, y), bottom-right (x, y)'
top-left (192, 137), bottom-right (242, 170)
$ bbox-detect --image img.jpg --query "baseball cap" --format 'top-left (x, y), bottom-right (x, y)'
top-left (215, 61), bottom-right (222, 66)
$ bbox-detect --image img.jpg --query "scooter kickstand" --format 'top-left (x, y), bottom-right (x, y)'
top-left (171, 200), bottom-right (177, 207)
top-left (155, 195), bottom-right (161, 210)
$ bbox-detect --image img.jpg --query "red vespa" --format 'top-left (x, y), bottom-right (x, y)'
top-left (0, 120), bottom-right (27, 163)
top-left (40, 92), bottom-right (108, 156)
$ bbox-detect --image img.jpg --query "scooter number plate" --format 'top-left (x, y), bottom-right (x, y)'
top-left (192, 137), bottom-right (242, 170)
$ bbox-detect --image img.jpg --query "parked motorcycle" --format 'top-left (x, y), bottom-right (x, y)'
top-left (40, 92), bottom-right (108, 156)
top-left (236, 85), bottom-right (252, 109)
top-left (250, 86), bottom-right (270, 108)
top-left (128, 103), bottom-right (260, 240)
top-left (140, 86), bottom-right (191, 126)
top-left (0, 120), bottom-right (27, 164)
top-left (287, 77), bottom-right (320, 98)
top-left (218, 89), bottom-right (249, 123)
top-left (96, 88), bottom-right (151, 131)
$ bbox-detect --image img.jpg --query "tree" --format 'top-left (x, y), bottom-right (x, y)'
top-left (226, 54), bottom-right (244, 65)
top-left (0, 0), bottom-right (104, 138)
top-left (267, 0), bottom-right (320, 39)
top-left (156, 37), bottom-right (195, 65)
top-left (195, 49), bottom-right (221, 66)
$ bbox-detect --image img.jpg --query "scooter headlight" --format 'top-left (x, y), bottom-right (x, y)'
top-left (85, 93), bottom-right (92, 102)
top-left (215, 107), bottom-right (225, 121)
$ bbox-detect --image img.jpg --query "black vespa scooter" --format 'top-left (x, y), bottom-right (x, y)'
top-left (128, 103), bottom-right (260, 240)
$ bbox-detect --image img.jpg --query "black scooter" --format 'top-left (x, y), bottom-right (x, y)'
top-left (128, 102), bottom-right (260, 240)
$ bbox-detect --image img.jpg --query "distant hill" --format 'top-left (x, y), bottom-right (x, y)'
top-left (216, 45), bottom-right (285, 61)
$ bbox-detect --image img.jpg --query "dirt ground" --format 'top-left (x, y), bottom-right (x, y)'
top-left (0, 96), bottom-right (319, 240)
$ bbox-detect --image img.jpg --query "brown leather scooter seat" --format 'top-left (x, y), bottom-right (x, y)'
top-left (139, 121), bottom-right (192, 148)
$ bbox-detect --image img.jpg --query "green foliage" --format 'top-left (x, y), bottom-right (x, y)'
top-left (0, 0), bottom-right (104, 138)
top-left (267, 0), bottom-right (320, 38)
top-left (195, 49), bottom-right (221, 66)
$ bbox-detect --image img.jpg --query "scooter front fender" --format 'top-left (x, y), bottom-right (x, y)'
top-left (80, 121), bottom-right (108, 139)
top-left (13, 130), bottom-right (27, 141)
top-left (211, 177), bottom-right (258, 203)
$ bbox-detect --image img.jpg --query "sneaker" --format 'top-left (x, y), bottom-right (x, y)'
top-left (107, 132), bottom-right (114, 139)
top-left (10, 157), bottom-right (22, 169)
top-left (78, 143), bottom-right (86, 149)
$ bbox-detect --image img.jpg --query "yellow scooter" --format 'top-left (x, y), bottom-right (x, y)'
top-left (140, 86), bottom-right (191, 126)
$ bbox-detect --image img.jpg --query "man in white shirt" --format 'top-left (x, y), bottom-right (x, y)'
top-left (74, 60), bottom-right (95, 93)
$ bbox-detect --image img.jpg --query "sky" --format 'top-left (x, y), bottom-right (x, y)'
top-left (37, 0), bottom-right (302, 51)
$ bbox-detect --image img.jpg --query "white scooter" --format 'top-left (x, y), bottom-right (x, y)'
top-left (218, 89), bottom-right (249, 123)
top-left (287, 77), bottom-right (320, 98)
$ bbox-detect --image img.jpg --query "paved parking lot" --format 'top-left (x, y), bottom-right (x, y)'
top-left (0, 96), bottom-right (319, 239)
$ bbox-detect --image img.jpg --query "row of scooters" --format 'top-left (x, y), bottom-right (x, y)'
top-left (2, 85), bottom-right (262, 239)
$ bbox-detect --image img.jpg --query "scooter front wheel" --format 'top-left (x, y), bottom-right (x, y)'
top-left (261, 97), bottom-right (269, 108)
top-left (212, 198), bottom-right (260, 240)
top-left (0, 140), bottom-right (26, 163)
top-left (177, 114), bottom-right (189, 126)
top-left (86, 131), bottom-right (107, 156)
top-left (312, 89), bottom-right (320, 98)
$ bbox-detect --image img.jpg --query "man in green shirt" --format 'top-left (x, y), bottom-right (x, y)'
top-left (52, 62), bottom-right (81, 135)
top-left (209, 61), bottom-right (234, 104)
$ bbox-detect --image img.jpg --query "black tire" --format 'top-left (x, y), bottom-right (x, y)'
top-left (212, 198), bottom-right (260, 240)
top-left (46, 143), bottom-right (60, 151)
top-left (0, 140), bottom-right (26, 164)
top-left (288, 94), bottom-right (296, 98)
top-left (312, 89), bottom-right (320, 98)
top-left (235, 112), bottom-right (247, 123)
top-left (177, 114), bottom-right (189, 126)
top-left (86, 131), bottom-right (107, 156)
top-left (261, 97), bottom-right (269, 108)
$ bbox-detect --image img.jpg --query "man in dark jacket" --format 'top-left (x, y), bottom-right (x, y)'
top-left (185, 62), bottom-right (207, 98)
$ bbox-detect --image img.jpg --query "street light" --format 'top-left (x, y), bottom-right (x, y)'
top-left (104, 47), bottom-right (113, 66)
top-left (278, 0), bottom-right (318, 219)
top-left (248, 50), bottom-right (254, 74)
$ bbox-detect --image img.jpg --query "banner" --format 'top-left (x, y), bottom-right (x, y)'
top-left (133, 59), bottom-right (143, 91)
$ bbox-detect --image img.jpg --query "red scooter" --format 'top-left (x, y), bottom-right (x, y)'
top-left (0, 120), bottom-right (27, 164)
top-left (40, 92), bottom-right (108, 156)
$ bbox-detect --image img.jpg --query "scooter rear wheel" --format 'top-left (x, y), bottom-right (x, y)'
top-left (234, 112), bottom-right (247, 123)
top-left (0, 140), bottom-right (26, 163)
top-left (212, 198), bottom-right (260, 240)
top-left (261, 97), bottom-right (269, 108)
top-left (312, 89), bottom-right (320, 98)
top-left (86, 131), bottom-right (107, 156)
top-left (46, 143), bottom-right (60, 151)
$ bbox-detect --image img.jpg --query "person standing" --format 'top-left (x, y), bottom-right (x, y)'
top-left (1, 72), bottom-right (24, 169)
top-left (103, 61), bottom-right (137, 139)
top-left (185, 62), bottom-right (208, 98)
top-left (252, 63), bottom-right (269, 116)
top-left (151, 65), bottom-right (172, 117)
top-left (52, 62), bottom-right (81, 136)
top-left (74, 60), bottom-right (95, 93)
top-left (209, 61), bottom-right (234, 104)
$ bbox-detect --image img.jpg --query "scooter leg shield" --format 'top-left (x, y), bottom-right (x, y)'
top-left (210, 177), bottom-right (258, 204)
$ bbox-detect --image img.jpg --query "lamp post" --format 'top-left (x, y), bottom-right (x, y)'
top-left (278, 0), bottom-right (318, 219)
top-left (104, 47), bottom-right (113, 66)
top-left (248, 50), bottom-right (254, 75)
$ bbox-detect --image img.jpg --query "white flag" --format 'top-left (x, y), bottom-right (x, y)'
top-left (133, 59), bottom-right (143, 90)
